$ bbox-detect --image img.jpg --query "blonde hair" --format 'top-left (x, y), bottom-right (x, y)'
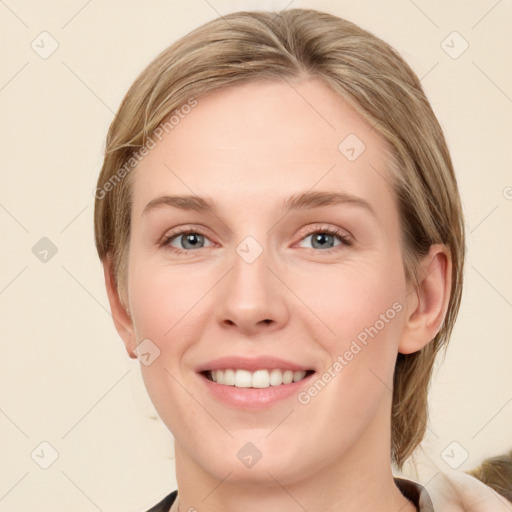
top-left (94, 8), bottom-right (465, 470)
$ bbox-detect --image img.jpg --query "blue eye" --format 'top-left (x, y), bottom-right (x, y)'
top-left (298, 226), bottom-right (352, 251)
top-left (161, 225), bottom-right (352, 255)
top-left (163, 229), bottom-right (213, 253)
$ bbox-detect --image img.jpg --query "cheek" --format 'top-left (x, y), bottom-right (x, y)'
top-left (127, 257), bottom-right (205, 340)
top-left (296, 253), bottom-right (406, 342)
top-left (295, 250), bottom-right (407, 391)
top-left (293, 266), bottom-right (406, 442)
top-left (126, 257), bottom-right (205, 432)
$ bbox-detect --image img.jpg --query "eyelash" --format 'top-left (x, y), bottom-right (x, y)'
top-left (160, 225), bottom-right (353, 256)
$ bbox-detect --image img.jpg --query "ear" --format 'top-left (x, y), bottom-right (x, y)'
top-left (103, 256), bottom-right (137, 359)
top-left (399, 244), bottom-right (453, 354)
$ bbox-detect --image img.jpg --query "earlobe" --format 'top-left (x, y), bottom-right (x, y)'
top-left (398, 244), bottom-right (452, 355)
top-left (102, 256), bottom-right (137, 359)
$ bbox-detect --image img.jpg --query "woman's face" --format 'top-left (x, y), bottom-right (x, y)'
top-left (124, 77), bottom-right (415, 485)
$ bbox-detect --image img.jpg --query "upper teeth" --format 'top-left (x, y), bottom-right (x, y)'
top-left (210, 369), bottom-right (307, 388)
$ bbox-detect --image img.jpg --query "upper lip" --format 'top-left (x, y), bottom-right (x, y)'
top-left (195, 356), bottom-right (315, 373)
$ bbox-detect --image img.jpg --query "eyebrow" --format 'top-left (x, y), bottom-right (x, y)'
top-left (142, 191), bottom-right (376, 217)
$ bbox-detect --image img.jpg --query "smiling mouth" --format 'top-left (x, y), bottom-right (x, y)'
top-left (201, 369), bottom-right (315, 388)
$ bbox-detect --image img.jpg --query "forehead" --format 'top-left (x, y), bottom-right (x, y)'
top-left (131, 77), bottom-right (396, 221)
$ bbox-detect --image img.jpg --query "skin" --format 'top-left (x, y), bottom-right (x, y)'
top-left (104, 77), bottom-right (452, 512)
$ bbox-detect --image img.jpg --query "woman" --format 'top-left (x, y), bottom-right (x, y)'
top-left (93, 8), bottom-right (509, 512)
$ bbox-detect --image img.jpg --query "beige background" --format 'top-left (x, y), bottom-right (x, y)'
top-left (1, 0), bottom-right (511, 511)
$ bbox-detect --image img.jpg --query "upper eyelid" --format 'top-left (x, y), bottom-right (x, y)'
top-left (162, 223), bottom-right (349, 237)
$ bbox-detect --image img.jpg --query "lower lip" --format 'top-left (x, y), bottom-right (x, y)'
top-left (198, 372), bottom-right (315, 410)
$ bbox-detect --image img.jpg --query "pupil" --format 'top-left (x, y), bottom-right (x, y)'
top-left (184, 233), bottom-right (201, 248)
top-left (314, 233), bottom-right (332, 249)
top-left (183, 233), bottom-right (202, 248)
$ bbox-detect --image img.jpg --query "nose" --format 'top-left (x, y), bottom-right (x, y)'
top-left (215, 243), bottom-right (290, 336)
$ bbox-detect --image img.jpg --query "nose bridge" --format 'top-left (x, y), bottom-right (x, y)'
top-left (231, 234), bottom-right (275, 307)
top-left (215, 232), bottom-right (288, 330)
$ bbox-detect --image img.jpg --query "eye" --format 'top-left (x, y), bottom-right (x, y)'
top-left (297, 225), bottom-right (352, 252)
top-left (160, 224), bottom-right (352, 255)
top-left (162, 227), bottom-right (214, 254)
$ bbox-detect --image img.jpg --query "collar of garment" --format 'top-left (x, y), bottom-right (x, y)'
top-left (395, 476), bottom-right (435, 511)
